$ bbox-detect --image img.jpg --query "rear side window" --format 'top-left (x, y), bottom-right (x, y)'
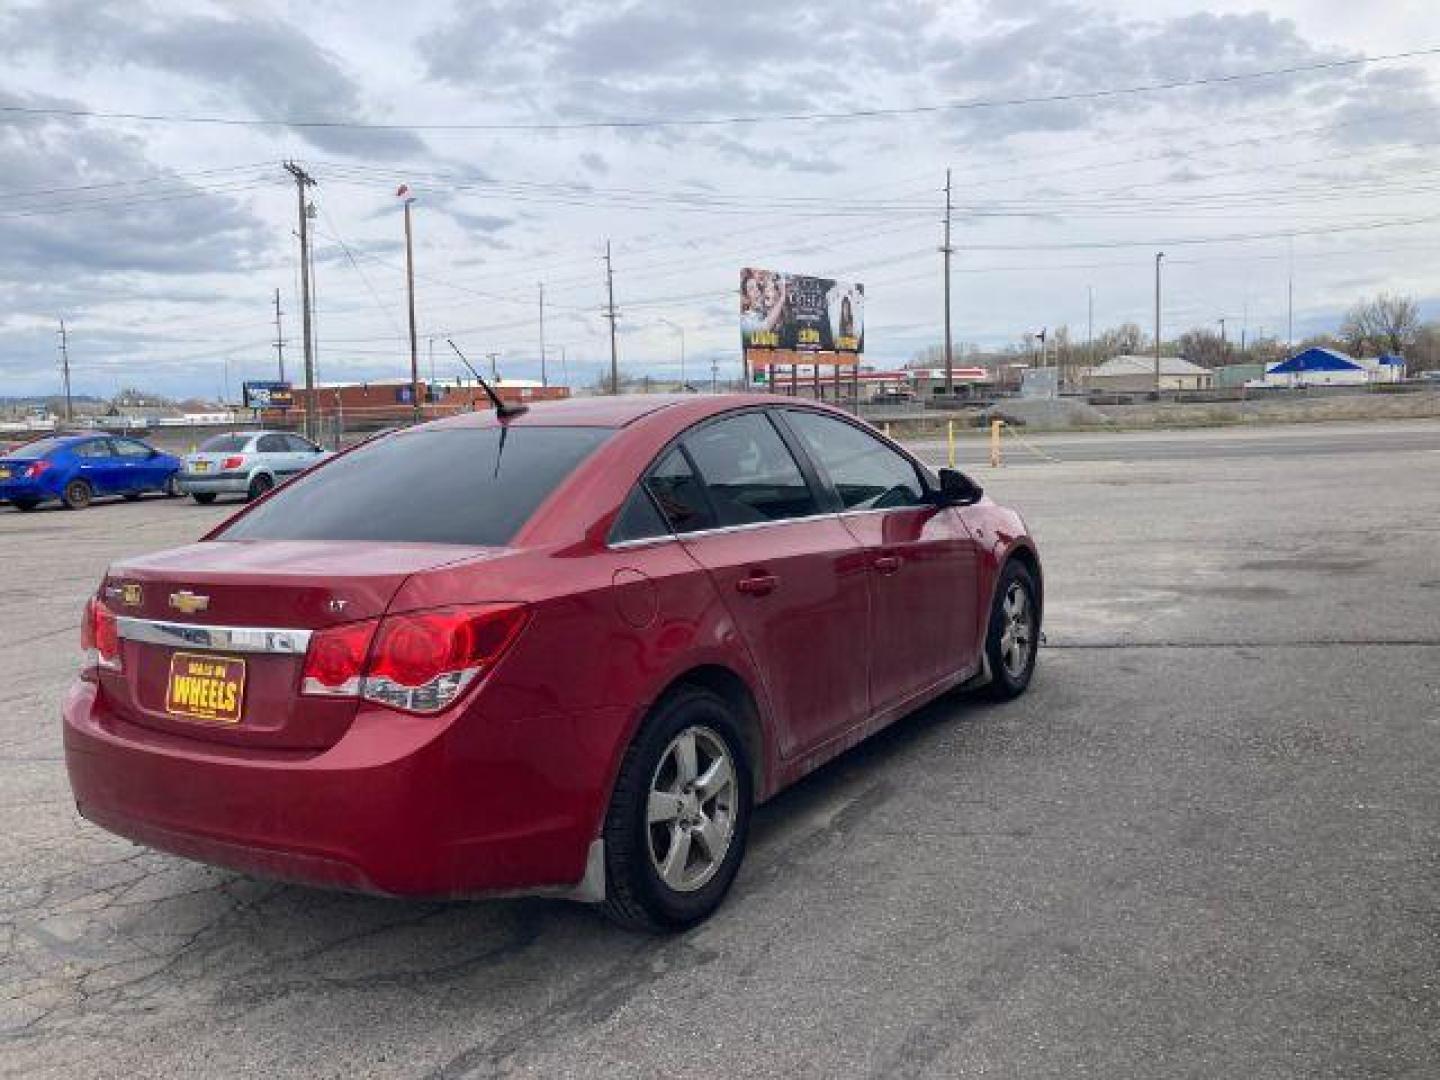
top-left (256, 434), bottom-right (287, 453)
top-left (218, 426), bottom-right (609, 547)
top-left (200, 434), bottom-right (251, 453)
top-left (784, 410), bottom-right (927, 510)
top-left (682, 412), bottom-right (819, 526)
top-left (74, 440), bottom-right (112, 459)
top-left (609, 485), bottom-right (670, 544)
top-left (646, 448), bottom-right (715, 535)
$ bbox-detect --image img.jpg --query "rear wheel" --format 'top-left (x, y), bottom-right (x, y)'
top-left (246, 474), bottom-right (274, 501)
top-left (981, 561), bottom-right (1039, 700)
top-left (61, 479), bottom-right (92, 511)
top-left (600, 687), bottom-right (752, 932)
top-left (191, 492), bottom-right (217, 505)
top-left (11, 498), bottom-right (39, 512)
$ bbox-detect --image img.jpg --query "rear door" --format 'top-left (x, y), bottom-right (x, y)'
top-left (656, 411), bottom-right (870, 759)
top-left (779, 409), bottom-right (981, 712)
top-left (73, 438), bottom-right (121, 495)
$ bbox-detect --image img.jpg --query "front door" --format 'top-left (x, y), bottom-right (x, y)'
top-left (650, 413), bottom-right (871, 758)
top-left (779, 409), bottom-right (982, 713)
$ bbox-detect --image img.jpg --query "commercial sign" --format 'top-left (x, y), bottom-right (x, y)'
top-left (242, 381), bottom-right (294, 410)
top-left (741, 269), bottom-right (864, 355)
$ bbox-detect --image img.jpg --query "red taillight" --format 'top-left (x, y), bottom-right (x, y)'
top-left (300, 619), bottom-right (377, 697)
top-left (81, 597), bottom-right (122, 675)
top-left (300, 604), bottom-right (528, 715)
top-left (26, 459), bottom-right (52, 478)
top-left (222, 455), bottom-right (245, 470)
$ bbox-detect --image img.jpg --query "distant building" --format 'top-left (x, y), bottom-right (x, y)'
top-left (1085, 355), bottom-right (1214, 392)
top-left (269, 378), bottom-right (569, 426)
top-left (1261, 347), bottom-right (1401, 387)
top-left (1212, 363), bottom-right (1266, 389)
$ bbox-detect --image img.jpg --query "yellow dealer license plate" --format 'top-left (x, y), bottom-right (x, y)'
top-left (0, 467), bottom-right (11, 480)
top-left (165, 652), bottom-right (245, 724)
top-left (192, 461), bottom-right (210, 473)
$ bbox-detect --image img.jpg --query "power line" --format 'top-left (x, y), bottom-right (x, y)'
top-left (3, 49), bottom-right (1436, 133)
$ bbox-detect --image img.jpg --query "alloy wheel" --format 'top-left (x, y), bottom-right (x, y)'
top-left (646, 725), bottom-right (738, 893)
top-left (998, 581), bottom-right (1035, 679)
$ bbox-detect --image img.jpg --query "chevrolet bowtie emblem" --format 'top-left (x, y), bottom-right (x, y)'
top-left (169, 590), bottom-right (210, 615)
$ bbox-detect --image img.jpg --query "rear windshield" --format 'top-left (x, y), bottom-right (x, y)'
top-left (7, 437), bottom-right (67, 459)
top-left (217, 426), bottom-right (610, 546)
top-left (199, 434), bottom-right (252, 453)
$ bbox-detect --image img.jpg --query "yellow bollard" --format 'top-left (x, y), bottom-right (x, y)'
top-left (947, 419), bottom-right (956, 468)
top-left (989, 419), bottom-right (1003, 468)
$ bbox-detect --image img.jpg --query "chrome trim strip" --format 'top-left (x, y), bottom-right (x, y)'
top-left (115, 617), bottom-right (313, 655)
top-left (605, 504), bottom-right (940, 551)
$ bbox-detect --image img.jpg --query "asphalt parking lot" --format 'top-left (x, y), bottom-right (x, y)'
top-left (3, 419), bottom-right (1438, 1078)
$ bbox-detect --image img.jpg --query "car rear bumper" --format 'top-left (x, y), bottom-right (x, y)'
top-left (62, 680), bottom-right (616, 898)
top-left (177, 474), bottom-right (249, 494)
top-left (0, 481), bottom-right (47, 501)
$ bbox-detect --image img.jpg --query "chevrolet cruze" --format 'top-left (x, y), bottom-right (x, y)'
top-left (64, 395), bottom-right (1042, 930)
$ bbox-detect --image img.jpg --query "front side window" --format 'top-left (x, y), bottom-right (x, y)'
top-left (284, 435), bottom-right (319, 453)
top-left (111, 439), bottom-right (152, 458)
top-left (218, 426), bottom-right (610, 547)
top-left (75, 440), bottom-right (113, 459)
top-left (784, 410), bottom-right (927, 510)
top-left (682, 412), bottom-right (819, 526)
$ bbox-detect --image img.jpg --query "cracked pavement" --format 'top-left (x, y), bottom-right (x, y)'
top-left (3, 420), bottom-right (1439, 1078)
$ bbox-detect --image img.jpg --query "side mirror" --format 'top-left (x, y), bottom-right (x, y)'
top-left (936, 468), bottom-right (983, 507)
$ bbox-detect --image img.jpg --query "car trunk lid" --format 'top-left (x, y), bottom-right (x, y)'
top-left (97, 540), bottom-right (504, 749)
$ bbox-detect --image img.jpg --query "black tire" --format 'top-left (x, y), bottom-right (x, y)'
top-left (122, 491), bottom-right (142, 501)
top-left (981, 560), bottom-right (1039, 700)
top-left (61, 479), bottom-right (92, 511)
top-left (11, 498), bottom-right (39, 512)
top-left (600, 686), bottom-right (753, 932)
top-left (246, 474), bottom-right (274, 501)
top-left (191, 492), bottom-right (217, 505)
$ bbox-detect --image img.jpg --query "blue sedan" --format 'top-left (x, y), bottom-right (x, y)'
top-left (0, 434), bottom-right (182, 511)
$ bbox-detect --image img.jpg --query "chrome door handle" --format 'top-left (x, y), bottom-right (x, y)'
top-left (873, 555), bottom-right (902, 574)
top-left (736, 573), bottom-right (778, 596)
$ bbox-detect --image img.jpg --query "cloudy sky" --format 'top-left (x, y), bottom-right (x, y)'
top-left (2, 0), bottom-right (1438, 400)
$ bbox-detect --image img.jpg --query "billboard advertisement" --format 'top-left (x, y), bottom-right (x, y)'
top-left (242, 381), bottom-right (294, 410)
top-left (741, 269), bottom-right (864, 355)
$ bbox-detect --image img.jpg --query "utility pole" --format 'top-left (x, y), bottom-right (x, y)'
top-left (538, 283), bottom-right (548, 388)
top-left (57, 318), bottom-right (73, 423)
top-left (1287, 235), bottom-right (1295, 352)
top-left (486, 352), bottom-right (500, 381)
top-left (284, 161), bottom-right (317, 440)
top-left (1086, 285), bottom-right (1094, 374)
top-left (604, 241), bottom-right (619, 395)
top-left (272, 288), bottom-right (286, 382)
top-left (1153, 252), bottom-right (1165, 397)
top-left (942, 168), bottom-right (954, 397)
top-left (402, 193), bottom-right (421, 424)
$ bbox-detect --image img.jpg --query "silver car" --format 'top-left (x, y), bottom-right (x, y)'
top-left (177, 431), bottom-right (329, 504)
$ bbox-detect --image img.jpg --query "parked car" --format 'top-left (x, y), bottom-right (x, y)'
top-left (177, 430), bottom-right (329, 504)
top-left (0, 434), bottom-right (181, 511)
top-left (64, 395), bottom-right (1042, 929)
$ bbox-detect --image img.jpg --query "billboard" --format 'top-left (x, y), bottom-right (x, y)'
top-left (741, 269), bottom-right (864, 355)
top-left (242, 381), bottom-right (294, 410)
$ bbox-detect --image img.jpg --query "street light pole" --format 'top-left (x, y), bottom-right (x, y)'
top-left (1153, 251), bottom-right (1165, 396)
top-left (402, 195), bottom-right (421, 424)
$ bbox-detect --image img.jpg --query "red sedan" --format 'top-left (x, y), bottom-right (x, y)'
top-left (64, 395), bottom-right (1041, 929)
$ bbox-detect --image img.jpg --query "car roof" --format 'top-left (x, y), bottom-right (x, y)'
top-left (423, 392), bottom-right (814, 432)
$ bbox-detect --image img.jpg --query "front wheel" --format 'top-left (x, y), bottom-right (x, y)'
top-left (600, 687), bottom-right (752, 932)
top-left (981, 561), bottom-right (1039, 700)
top-left (61, 479), bottom-right (93, 511)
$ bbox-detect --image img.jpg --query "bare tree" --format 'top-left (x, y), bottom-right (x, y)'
top-left (1177, 328), bottom-right (1229, 368)
top-left (1340, 293), bottom-right (1420, 356)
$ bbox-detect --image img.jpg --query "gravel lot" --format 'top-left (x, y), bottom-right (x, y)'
top-left (3, 420), bottom-right (1438, 1078)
